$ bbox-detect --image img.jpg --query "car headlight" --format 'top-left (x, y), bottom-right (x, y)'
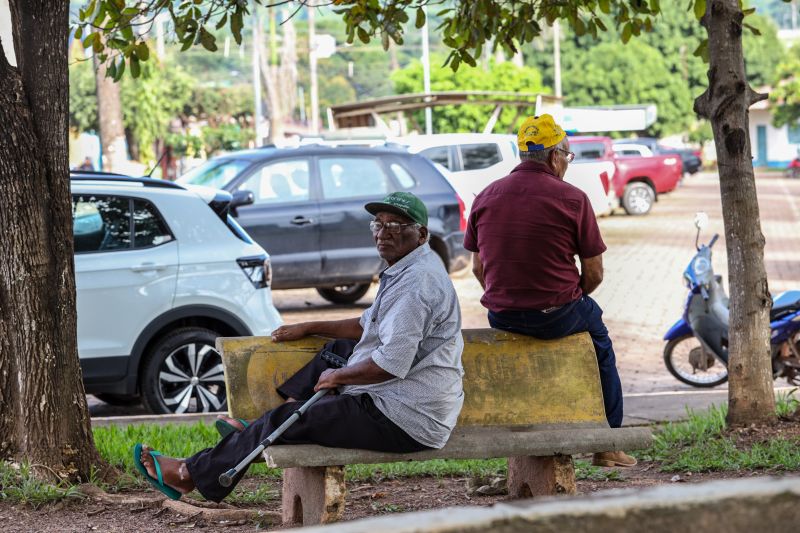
top-left (693, 257), bottom-right (710, 278)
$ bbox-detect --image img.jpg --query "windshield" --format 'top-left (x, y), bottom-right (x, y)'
top-left (177, 159), bottom-right (251, 189)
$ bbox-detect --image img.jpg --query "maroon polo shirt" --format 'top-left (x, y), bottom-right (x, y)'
top-left (463, 160), bottom-right (606, 312)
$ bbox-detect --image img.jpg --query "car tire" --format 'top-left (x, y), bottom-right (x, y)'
top-left (316, 283), bottom-right (371, 304)
top-left (94, 393), bottom-right (141, 406)
top-left (140, 327), bottom-right (227, 415)
top-left (622, 182), bottom-right (655, 216)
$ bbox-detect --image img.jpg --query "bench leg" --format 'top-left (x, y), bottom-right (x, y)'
top-left (507, 455), bottom-right (576, 498)
top-left (281, 465), bottom-right (346, 526)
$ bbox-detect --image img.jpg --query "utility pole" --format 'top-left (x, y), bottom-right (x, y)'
top-left (553, 20), bottom-right (562, 98)
top-left (421, 6), bottom-right (432, 135)
top-left (252, 7), bottom-right (265, 145)
top-left (308, 1), bottom-right (320, 134)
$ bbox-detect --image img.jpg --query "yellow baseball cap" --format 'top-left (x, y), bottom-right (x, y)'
top-left (517, 114), bottom-right (567, 152)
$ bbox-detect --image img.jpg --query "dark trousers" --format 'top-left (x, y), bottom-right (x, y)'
top-left (185, 339), bottom-right (428, 502)
top-left (488, 295), bottom-right (623, 428)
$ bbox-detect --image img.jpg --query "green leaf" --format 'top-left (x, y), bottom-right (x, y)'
top-left (130, 56), bottom-right (141, 78)
top-left (82, 32), bottom-right (96, 49)
top-left (114, 56), bottom-right (125, 80)
top-left (74, 26), bottom-right (83, 41)
top-left (381, 31), bottom-right (389, 50)
top-left (199, 27), bottom-right (217, 52)
top-left (357, 27), bottom-right (370, 44)
top-left (106, 59), bottom-right (117, 79)
top-left (649, 0), bottom-right (660, 14)
top-left (621, 22), bottom-right (632, 44)
top-left (694, 0), bottom-right (706, 20)
top-left (415, 7), bottom-right (426, 29)
top-left (215, 12), bottom-right (228, 30)
top-left (599, 0), bottom-right (611, 14)
top-left (136, 42), bottom-right (150, 61)
top-left (743, 8), bottom-right (756, 17)
top-left (231, 9), bottom-right (244, 45)
top-left (574, 17), bottom-right (586, 36)
top-left (693, 39), bottom-right (709, 62)
top-left (595, 18), bottom-right (607, 32)
top-left (743, 23), bottom-right (761, 36)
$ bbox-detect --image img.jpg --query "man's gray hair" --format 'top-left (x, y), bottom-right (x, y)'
top-left (519, 137), bottom-right (568, 164)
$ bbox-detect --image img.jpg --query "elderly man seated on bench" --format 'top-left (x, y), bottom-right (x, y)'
top-left (133, 192), bottom-right (465, 502)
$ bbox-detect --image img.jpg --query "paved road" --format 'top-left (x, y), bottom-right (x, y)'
top-left (88, 171), bottom-right (800, 416)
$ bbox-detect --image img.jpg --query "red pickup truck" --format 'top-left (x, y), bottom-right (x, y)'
top-left (568, 136), bottom-right (683, 215)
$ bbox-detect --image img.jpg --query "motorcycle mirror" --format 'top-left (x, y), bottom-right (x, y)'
top-left (694, 212), bottom-right (709, 230)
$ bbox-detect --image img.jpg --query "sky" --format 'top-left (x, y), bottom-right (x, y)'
top-left (0, 0), bottom-right (14, 66)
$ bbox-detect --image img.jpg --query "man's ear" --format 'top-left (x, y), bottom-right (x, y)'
top-left (418, 226), bottom-right (429, 244)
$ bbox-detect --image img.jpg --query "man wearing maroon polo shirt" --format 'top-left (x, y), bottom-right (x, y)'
top-left (463, 114), bottom-right (635, 468)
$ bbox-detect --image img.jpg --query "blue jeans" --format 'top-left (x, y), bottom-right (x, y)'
top-left (488, 295), bottom-right (623, 428)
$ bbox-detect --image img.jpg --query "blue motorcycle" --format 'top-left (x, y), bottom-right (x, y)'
top-left (663, 213), bottom-right (800, 387)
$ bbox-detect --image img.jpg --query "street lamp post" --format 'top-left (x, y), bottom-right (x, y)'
top-left (421, 6), bottom-right (432, 135)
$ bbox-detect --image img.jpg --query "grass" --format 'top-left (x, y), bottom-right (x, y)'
top-left (0, 462), bottom-right (84, 508)
top-left (3, 391), bottom-right (798, 506)
top-left (643, 389), bottom-right (800, 473)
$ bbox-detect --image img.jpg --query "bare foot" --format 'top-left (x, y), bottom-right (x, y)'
top-left (215, 415), bottom-right (248, 432)
top-left (140, 446), bottom-right (195, 494)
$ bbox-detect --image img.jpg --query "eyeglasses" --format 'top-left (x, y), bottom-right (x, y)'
top-left (556, 148), bottom-right (575, 163)
top-left (369, 221), bottom-right (419, 234)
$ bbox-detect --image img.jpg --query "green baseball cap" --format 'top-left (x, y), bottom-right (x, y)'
top-left (365, 192), bottom-right (428, 226)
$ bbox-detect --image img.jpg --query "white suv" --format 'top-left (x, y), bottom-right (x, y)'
top-left (71, 172), bottom-right (282, 414)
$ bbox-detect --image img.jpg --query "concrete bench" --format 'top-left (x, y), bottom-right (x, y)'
top-left (218, 329), bottom-right (652, 526)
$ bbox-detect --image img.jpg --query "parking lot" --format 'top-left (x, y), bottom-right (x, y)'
top-left (88, 170), bottom-right (800, 415)
top-left (272, 170), bottom-right (800, 395)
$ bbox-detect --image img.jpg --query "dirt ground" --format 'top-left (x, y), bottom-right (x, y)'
top-left (2, 459), bottom-right (797, 532)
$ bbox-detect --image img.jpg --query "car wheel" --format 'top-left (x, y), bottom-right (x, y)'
top-left (622, 182), bottom-right (655, 215)
top-left (316, 283), bottom-right (371, 304)
top-left (141, 327), bottom-right (227, 415)
top-left (94, 393), bottom-right (141, 406)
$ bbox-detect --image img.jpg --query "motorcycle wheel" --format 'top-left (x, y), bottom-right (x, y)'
top-left (664, 335), bottom-right (729, 388)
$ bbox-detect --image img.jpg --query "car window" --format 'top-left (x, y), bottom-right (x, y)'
top-left (72, 195), bottom-right (131, 253)
top-left (389, 162), bottom-right (416, 189)
top-left (617, 149), bottom-right (641, 156)
top-left (238, 159), bottom-right (310, 204)
top-left (573, 142), bottom-right (608, 161)
top-left (177, 159), bottom-right (250, 189)
top-left (459, 143), bottom-right (501, 170)
top-left (133, 199), bottom-right (173, 248)
top-left (319, 157), bottom-right (391, 199)
top-left (419, 146), bottom-right (452, 170)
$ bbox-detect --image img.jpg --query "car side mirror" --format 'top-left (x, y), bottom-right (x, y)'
top-left (230, 190), bottom-right (255, 217)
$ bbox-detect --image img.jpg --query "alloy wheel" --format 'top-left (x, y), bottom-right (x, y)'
top-left (158, 342), bottom-right (227, 413)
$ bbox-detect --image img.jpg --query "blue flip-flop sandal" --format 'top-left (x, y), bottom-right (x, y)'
top-left (133, 443), bottom-right (182, 500)
top-left (215, 417), bottom-right (249, 439)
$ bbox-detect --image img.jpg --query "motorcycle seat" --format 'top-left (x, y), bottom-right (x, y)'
top-left (771, 290), bottom-right (800, 320)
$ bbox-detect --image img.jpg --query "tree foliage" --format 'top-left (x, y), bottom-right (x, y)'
top-left (563, 41), bottom-right (694, 137)
top-left (69, 53), bottom-right (193, 160)
top-left (392, 59), bottom-right (546, 133)
top-left (771, 43), bottom-right (800, 128)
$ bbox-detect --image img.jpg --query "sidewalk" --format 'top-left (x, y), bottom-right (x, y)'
top-left (622, 386), bottom-right (795, 425)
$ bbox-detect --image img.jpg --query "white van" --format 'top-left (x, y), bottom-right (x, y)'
top-left (393, 133), bottom-right (612, 216)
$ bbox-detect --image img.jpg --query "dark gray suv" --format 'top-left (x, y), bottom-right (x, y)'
top-left (178, 145), bottom-right (469, 303)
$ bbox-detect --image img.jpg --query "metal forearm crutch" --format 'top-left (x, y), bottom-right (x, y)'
top-left (218, 388), bottom-right (329, 487)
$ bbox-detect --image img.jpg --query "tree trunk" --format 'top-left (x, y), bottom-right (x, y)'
top-left (93, 52), bottom-right (127, 172)
top-left (0, 1), bottom-right (104, 480)
top-left (694, 0), bottom-right (776, 426)
top-left (259, 11), bottom-right (283, 144)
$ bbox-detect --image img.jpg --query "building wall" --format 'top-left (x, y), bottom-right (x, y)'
top-left (749, 108), bottom-right (800, 167)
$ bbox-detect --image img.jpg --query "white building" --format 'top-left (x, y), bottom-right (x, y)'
top-left (749, 88), bottom-right (800, 168)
